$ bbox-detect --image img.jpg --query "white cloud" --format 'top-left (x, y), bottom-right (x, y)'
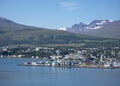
top-left (60, 1), bottom-right (80, 10)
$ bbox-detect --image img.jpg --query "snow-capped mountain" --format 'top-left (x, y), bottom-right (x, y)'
top-left (57, 20), bottom-right (113, 32)
top-left (65, 20), bottom-right (114, 34)
top-left (69, 20), bottom-right (113, 30)
top-left (58, 20), bottom-right (120, 39)
top-left (86, 20), bottom-right (113, 30)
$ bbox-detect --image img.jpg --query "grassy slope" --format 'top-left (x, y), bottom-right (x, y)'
top-left (0, 17), bottom-right (119, 47)
top-left (0, 27), bottom-right (117, 47)
top-left (0, 28), bottom-right (85, 45)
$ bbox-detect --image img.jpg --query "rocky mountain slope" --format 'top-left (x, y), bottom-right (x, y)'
top-left (58, 20), bottom-right (120, 39)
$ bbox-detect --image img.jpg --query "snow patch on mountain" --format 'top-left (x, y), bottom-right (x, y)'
top-left (58, 27), bottom-right (67, 31)
top-left (96, 21), bottom-right (107, 25)
top-left (86, 20), bottom-right (113, 30)
top-left (58, 20), bottom-right (114, 32)
top-left (109, 20), bottom-right (113, 22)
top-left (87, 26), bottom-right (103, 30)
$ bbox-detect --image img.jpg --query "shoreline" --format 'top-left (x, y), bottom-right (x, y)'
top-left (18, 64), bottom-right (120, 69)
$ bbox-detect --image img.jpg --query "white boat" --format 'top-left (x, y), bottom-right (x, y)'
top-left (23, 62), bottom-right (38, 66)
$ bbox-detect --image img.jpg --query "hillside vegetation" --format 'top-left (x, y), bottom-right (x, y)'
top-left (0, 17), bottom-right (120, 47)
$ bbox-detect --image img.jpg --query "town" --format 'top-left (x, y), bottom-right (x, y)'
top-left (0, 46), bottom-right (120, 68)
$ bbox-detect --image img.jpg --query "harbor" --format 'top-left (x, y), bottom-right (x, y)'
top-left (19, 58), bottom-right (120, 69)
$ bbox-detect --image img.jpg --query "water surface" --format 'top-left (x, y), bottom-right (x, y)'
top-left (0, 58), bottom-right (120, 86)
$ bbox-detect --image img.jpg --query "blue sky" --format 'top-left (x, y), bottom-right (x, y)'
top-left (0, 0), bottom-right (120, 29)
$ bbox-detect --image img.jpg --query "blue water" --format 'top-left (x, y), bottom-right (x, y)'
top-left (0, 58), bottom-right (120, 86)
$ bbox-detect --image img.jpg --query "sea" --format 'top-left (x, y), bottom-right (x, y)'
top-left (0, 58), bottom-right (120, 86)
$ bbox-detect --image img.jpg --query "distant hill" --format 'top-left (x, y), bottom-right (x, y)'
top-left (0, 17), bottom-right (97, 46)
top-left (0, 17), bottom-right (119, 47)
top-left (59, 20), bottom-right (120, 39)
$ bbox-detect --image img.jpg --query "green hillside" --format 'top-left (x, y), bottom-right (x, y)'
top-left (0, 28), bottom-right (93, 45)
top-left (0, 17), bottom-right (119, 47)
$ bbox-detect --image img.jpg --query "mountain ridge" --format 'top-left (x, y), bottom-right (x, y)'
top-left (0, 17), bottom-right (119, 47)
top-left (0, 17), bottom-right (101, 47)
top-left (58, 20), bottom-right (120, 39)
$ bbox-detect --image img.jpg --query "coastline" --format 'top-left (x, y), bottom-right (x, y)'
top-left (18, 64), bottom-right (120, 69)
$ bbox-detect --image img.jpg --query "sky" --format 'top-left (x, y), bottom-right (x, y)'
top-left (0, 0), bottom-right (120, 29)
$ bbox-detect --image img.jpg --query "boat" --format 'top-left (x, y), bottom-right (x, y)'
top-left (19, 62), bottom-right (41, 66)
